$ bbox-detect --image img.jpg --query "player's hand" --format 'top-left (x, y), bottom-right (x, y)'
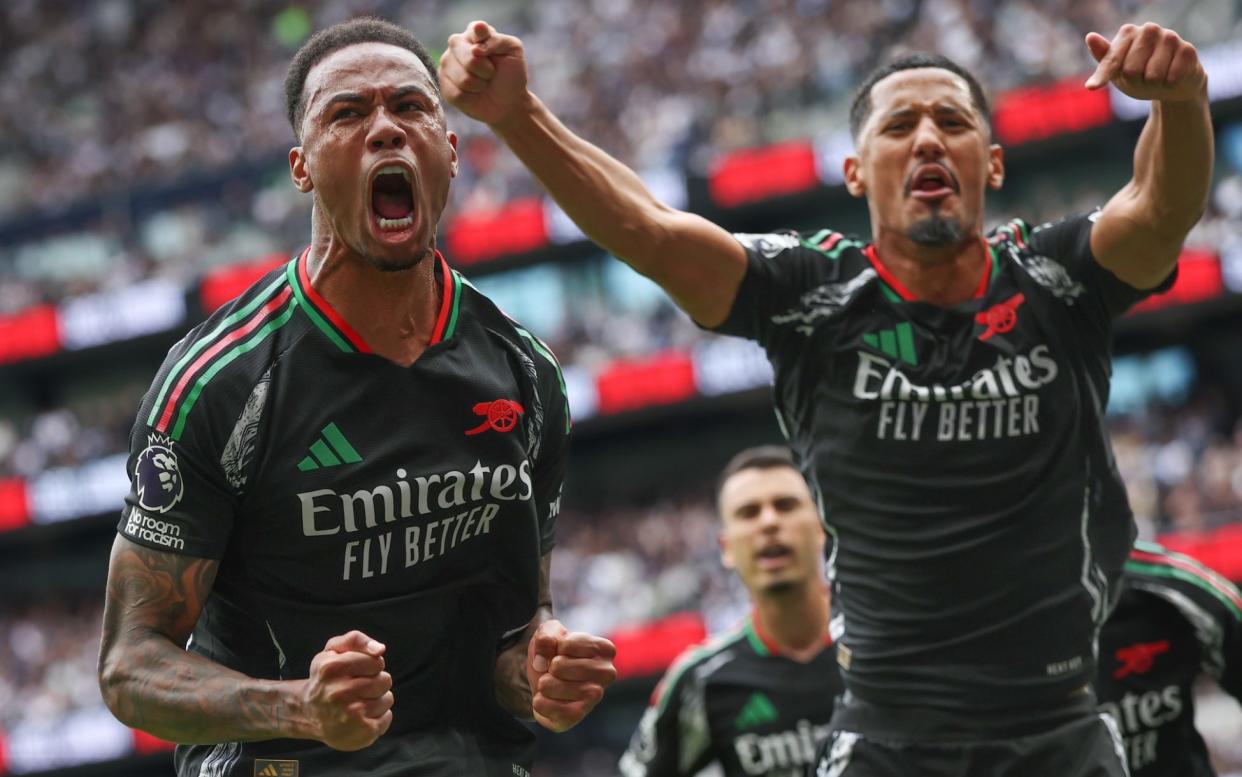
top-left (301, 630), bottom-right (394, 751)
top-left (526, 619), bottom-right (617, 732)
top-left (1084, 23), bottom-right (1206, 102)
top-left (440, 21), bottom-right (532, 129)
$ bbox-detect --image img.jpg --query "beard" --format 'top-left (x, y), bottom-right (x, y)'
top-left (907, 214), bottom-right (966, 247)
top-left (761, 579), bottom-right (797, 596)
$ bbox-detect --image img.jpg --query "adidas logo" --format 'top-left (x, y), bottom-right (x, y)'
top-left (735, 691), bottom-right (779, 730)
top-left (861, 321), bottom-right (918, 366)
top-left (297, 422), bottom-right (362, 471)
top-left (253, 761), bottom-right (298, 777)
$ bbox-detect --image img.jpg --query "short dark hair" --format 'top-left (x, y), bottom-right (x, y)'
top-left (284, 17), bottom-right (440, 141)
top-left (715, 445), bottom-right (801, 509)
top-left (849, 53), bottom-right (991, 140)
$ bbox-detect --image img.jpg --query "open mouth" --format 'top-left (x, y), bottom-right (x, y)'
top-left (371, 165), bottom-right (415, 232)
top-left (907, 165), bottom-right (958, 201)
top-left (756, 543), bottom-right (793, 567)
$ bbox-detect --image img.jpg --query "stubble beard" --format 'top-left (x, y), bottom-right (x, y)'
top-left (907, 212), bottom-right (966, 247)
top-left (759, 573), bottom-right (800, 597)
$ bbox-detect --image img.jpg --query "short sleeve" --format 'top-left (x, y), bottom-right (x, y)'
top-left (1023, 211), bottom-right (1176, 324)
top-left (116, 335), bottom-right (242, 559)
top-left (711, 231), bottom-right (848, 349)
top-left (618, 657), bottom-right (711, 777)
top-left (1126, 543), bottom-right (1242, 698)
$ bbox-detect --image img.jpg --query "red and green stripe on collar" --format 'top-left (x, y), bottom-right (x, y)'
top-left (147, 276), bottom-right (297, 440)
top-left (287, 247), bottom-right (463, 352)
top-left (863, 239), bottom-right (998, 304)
top-left (148, 249), bottom-right (463, 441)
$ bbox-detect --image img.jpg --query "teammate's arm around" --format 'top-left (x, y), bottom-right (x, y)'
top-left (98, 536), bottom-right (393, 750)
top-left (1085, 23), bottom-right (1212, 289)
top-left (439, 22), bottom-right (746, 328)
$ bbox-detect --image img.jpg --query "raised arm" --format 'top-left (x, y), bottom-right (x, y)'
top-left (1084, 23), bottom-right (1212, 289)
top-left (98, 535), bottom-right (393, 749)
top-left (439, 21), bottom-right (746, 327)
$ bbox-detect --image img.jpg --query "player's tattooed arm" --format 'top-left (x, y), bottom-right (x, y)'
top-left (98, 535), bottom-right (317, 744)
top-left (495, 553), bottom-right (555, 720)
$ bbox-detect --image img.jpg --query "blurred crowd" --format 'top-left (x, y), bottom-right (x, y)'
top-left (1, 0), bottom-right (1171, 218)
top-left (0, 376), bottom-right (143, 480)
top-left (5, 0), bottom-right (1242, 315)
top-left (0, 594), bottom-right (103, 731)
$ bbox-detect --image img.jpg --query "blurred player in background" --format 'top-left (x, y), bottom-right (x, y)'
top-left (442, 18), bottom-right (1211, 777)
top-left (97, 18), bottom-right (614, 777)
top-left (1097, 541), bottom-right (1242, 776)
top-left (619, 446), bottom-right (841, 777)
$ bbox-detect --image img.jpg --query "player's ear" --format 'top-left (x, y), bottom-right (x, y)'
top-left (448, 131), bottom-right (459, 179)
top-left (290, 146), bottom-right (313, 193)
top-left (844, 155), bottom-right (866, 198)
top-left (987, 143), bottom-right (1004, 190)
top-left (719, 531), bottom-right (735, 570)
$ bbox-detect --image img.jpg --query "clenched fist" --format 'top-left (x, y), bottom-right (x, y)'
top-left (526, 620), bottom-right (617, 732)
top-left (439, 21), bottom-right (533, 128)
top-left (300, 630), bottom-right (394, 751)
top-left (1084, 23), bottom-right (1207, 102)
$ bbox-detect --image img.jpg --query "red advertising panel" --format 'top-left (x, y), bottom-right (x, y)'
top-left (993, 76), bottom-right (1112, 146)
top-left (1161, 525), bottom-right (1242, 584)
top-left (445, 197), bottom-right (549, 266)
top-left (1129, 249), bottom-right (1224, 314)
top-left (609, 611), bottom-right (708, 680)
top-left (595, 351), bottom-right (697, 415)
top-left (200, 253), bottom-right (289, 313)
top-left (708, 140), bottom-right (819, 208)
top-left (0, 478), bottom-right (30, 532)
top-left (0, 305), bottom-right (60, 365)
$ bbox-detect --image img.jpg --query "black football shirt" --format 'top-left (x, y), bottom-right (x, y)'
top-left (1097, 542), bottom-right (1242, 777)
top-left (713, 212), bottom-right (1169, 732)
top-left (118, 248), bottom-right (569, 776)
top-left (618, 613), bottom-right (842, 777)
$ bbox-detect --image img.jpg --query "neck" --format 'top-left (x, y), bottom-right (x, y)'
top-left (752, 582), bottom-right (830, 663)
top-left (872, 228), bottom-right (988, 306)
top-left (307, 212), bottom-right (440, 366)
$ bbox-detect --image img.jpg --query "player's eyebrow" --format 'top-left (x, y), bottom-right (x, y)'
top-left (389, 85), bottom-right (433, 102)
top-left (322, 91), bottom-right (367, 111)
top-left (883, 102), bottom-right (972, 121)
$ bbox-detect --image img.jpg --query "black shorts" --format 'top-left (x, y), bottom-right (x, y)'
top-left (811, 708), bottom-right (1129, 777)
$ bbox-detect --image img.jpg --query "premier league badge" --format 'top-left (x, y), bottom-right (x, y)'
top-left (135, 433), bottom-right (184, 513)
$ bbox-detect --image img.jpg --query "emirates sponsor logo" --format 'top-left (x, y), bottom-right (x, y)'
top-left (853, 345), bottom-right (1059, 442)
top-left (734, 719), bottom-right (832, 776)
top-left (296, 460), bottom-right (534, 582)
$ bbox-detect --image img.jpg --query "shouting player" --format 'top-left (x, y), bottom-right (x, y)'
top-left (98, 18), bottom-right (615, 777)
top-left (441, 19), bottom-right (1211, 776)
top-left (619, 446), bottom-right (842, 777)
top-left (1097, 541), bottom-right (1242, 776)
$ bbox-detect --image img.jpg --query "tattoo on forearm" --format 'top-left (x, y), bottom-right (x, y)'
top-left (100, 538), bottom-right (293, 743)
